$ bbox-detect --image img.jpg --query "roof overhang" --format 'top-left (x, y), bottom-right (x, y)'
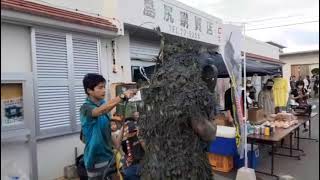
top-left (1, 0), bottom-right (121, 37)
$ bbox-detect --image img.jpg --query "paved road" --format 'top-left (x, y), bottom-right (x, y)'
top-left (214, 99), bottom-right (319, 180)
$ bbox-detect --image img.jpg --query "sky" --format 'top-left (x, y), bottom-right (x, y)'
top-left (177, 0), bottom-right (319, 53)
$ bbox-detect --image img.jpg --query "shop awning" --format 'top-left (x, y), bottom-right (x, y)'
top-left (197, 52), bottom-right (283, 78)
top-left (133, 52), bottom-right (284, 81)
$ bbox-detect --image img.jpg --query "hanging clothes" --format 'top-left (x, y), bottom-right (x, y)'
top-left (273, 77), bottom-right (288, 107)
top-left (251, 75), bottom-right (261, 100)
top-left (258, 89), bottom-right (275, 114)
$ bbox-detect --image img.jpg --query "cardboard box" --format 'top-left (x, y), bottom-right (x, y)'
top-left (248, 108), bottom-right (267, 125)
top-left (213, 114), bottom-right (233, 127)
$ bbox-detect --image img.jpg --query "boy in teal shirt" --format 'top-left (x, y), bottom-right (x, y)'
top-left (80, 73), bottom-right (136, 179)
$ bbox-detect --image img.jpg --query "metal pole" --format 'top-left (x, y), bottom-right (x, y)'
top-left (243, 23), bottom-right (248, 168)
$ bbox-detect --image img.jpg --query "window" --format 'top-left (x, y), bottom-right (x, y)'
top-left (131, 66), bottom-right (140, 82)
top-left (1, 73), bottom-right (34, 140)
top-left (1, 83), bottom-right (24, 129)
top-left (32, 29), bottom-right (100, 138)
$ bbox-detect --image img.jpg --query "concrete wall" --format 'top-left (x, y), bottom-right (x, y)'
top-left (31, 0), bottom-right (117, 18)
top-left (1, 23), bottom-right (32, 178)
top-left (1, 142), bottom-right (31, 179)
top-left (281, 51), bottom-right (319, 88)
top-left (1, 22), bottom-right (129, 179)
top-left (103, 33), bottom-right (132, 86)
top-left (1, 23), bottom-right (32, 72)
top-left (37, 134), bottom-right (84, 180)
top-left (244, 36), bottom-right (280, 59)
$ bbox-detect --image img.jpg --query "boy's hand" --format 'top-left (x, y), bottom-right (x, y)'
top-left (124, 89), bottom-right (138, 99)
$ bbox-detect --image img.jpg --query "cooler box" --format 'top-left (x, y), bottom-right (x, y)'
top-left (234, 144), bottom-right (260, 169)
top-left (207, 153), bottom-right (234, 173)
top-left (208, 137), bottom-right (237, 156)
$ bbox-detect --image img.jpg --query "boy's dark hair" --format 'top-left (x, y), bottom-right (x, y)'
top-left (83, 73), bottom-right (106, 95)
top-left (296, 80), bottom-right (304, 87)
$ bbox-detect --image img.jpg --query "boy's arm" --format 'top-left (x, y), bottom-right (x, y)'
top-left (92, 96), bottom-right (122, 117)
top-left (91, 89), bottom-right (137, 117)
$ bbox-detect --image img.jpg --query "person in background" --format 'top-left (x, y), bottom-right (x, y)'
top-left (111, 120), bottom-right (125, 180)
top-left (122, 117), bottom-right (145, 180)
top-left (258, 79), bottom-right (275, 114)
top-left (246, 80), bottom-right (256, 101)
top-left (246, 86), bottom-right (254, 108)
top-left (224, 79), bottom-right (245, 123)
top-left (291, 80), bottom-right (311, 132)
top-left (290, 76), bottom-right (297, 91)
top-left (313, 75), bottom-right (319, 97)
top-left (303, 76), bottom-right (310, 90)
top-left (292, 80), bottom-right (310, 105)
top-left (111, 120), bottom-right (123, 149)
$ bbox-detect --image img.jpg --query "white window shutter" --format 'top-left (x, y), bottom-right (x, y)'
top-left (35, 32), bottom-right (69, 79)
top-left (73, 37), bottom-right (99, 79)
top-left (35, 31), bottom-right (72, 135)
top-left (72, 37), bottom-right (99, 129)
top-left (75, 85), bottom-right (86, 126)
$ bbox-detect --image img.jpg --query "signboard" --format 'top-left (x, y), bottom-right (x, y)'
top-left (1, 83), bottom-right (24, 127)
top-left (118, 0), bottom-right (223, 45)
top-left (220, 24), bottom-right (245, 158)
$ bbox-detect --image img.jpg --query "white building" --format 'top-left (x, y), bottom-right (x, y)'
top-left (1, 0), bottom-right (122, 179)
top-left (280, 50), bottom-right (319, 83)
top-left (115, 0), bottom-right (223, 78)
top-left (1, 0), bottom-right (284, 179)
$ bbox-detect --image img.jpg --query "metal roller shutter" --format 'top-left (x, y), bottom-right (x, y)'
top-left (130, 39), bottom-right (159, 61)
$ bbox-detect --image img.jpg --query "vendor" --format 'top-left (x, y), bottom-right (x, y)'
top-left (246, 80), bottom-right (256, 101)
top-left (258, 79), bottom-right (275, 114)
top-left (246, 86), bottom-right (254, 108)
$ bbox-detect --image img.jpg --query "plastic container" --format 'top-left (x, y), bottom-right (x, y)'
top-left (234, 144), bottom-right (260, 169)
top-left (216, 126), bottom-right (236, 138)
top-left (208, 137), bottom-right (237, 156)
top-left (207, 153), bottom-right (234, 173)
top-left (264, 127), bottom-right (270, 136)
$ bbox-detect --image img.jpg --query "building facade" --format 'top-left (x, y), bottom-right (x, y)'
top-left (280, 50), bottom-right (319, 84)
top-left (1, 0), bottom-right (121, 179)
top-left (1, 0), bottom-right (284, 179)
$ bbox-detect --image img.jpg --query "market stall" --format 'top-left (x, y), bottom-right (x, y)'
top-left (247, 113), bottom-right (318, 179)
top-left (132, 51), bottom-right (283, 80)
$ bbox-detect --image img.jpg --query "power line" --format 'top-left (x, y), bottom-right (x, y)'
top-left (246, 20), bottom-right (319, 31)
top-left (246, 14), bottom-right (317, 23)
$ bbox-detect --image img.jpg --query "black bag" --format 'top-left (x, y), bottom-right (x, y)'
top-left (76, 154), bottom-right (88, 180)
top-left (80, 129), bottom-right (86, 143)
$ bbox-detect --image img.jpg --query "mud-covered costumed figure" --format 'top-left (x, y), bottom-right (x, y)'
top-left (138, 40), bottom-right (218, 180)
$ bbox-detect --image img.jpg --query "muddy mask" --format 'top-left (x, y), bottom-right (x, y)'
top-left (201, 65), bottom-right (218, 93)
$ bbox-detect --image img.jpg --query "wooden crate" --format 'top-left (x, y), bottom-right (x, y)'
top-left (207, 153), bottom-right (233, 173)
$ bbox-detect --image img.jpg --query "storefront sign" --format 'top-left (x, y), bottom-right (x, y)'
top-left (119, 0), bottom-right (223, 45)
top-left (1, 97), bottom-right (23, 127)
